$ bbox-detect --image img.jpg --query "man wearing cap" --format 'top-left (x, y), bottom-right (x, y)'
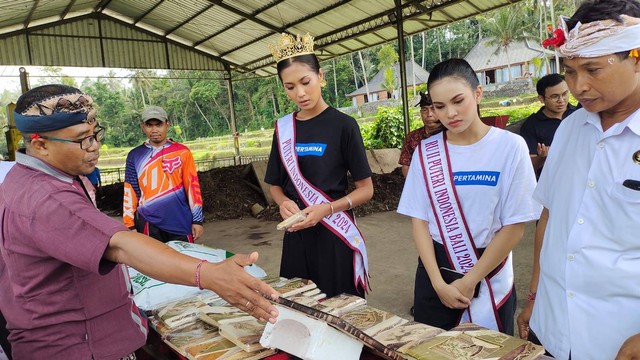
top-left (0, 85), bottom-right (279, 359)
top-left (398, 91), bottom-right (444, 177)
top-left (516, 1), bottom-right (640, 358)
top-left (124, 106), bottom-right (204, 243)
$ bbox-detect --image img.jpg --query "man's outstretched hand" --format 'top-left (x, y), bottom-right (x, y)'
top-left (201, 252), bottom-right (279, 323)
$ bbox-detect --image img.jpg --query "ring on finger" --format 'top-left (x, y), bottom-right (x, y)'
top-left (245, 300), bottom-right (251, 308)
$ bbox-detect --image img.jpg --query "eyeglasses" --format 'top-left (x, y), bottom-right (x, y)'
top-left (545, 91), bottom-right (570, 102)
top-left (38, 126), bottom-right (106, 150)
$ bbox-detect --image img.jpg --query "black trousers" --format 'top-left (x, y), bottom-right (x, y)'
top-left (413, 242), bottom-right (516, 335)
top-left (528, 330), bottom-right (569, 359)
top-left (0, 310), bottom-right (11, 359)
top-left (280, 223), bottom-right (364, 299)
top-left (134, 214), bottom-right (192, 243)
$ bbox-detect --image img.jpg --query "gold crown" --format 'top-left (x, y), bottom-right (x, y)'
top-left (269, 33), bottom-right (315, 63)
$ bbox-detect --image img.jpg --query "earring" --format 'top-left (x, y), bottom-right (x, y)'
top-left (608, 57), bottom-right (615, 64)
top-left (320, 79), bottom-right (327, 88)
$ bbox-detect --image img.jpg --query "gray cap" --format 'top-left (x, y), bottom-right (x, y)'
top-left (141, 106), bottom-right (168, 123)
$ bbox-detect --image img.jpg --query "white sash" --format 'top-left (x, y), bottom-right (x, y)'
top-left (276, 113), bottom-right (369, 292)
top-left (418, 132), bottom-right (513, 331)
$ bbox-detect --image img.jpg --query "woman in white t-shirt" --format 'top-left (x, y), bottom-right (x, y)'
top-left (397, 58), bottom-right (540, 335)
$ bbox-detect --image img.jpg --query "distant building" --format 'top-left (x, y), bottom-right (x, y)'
top-left (464, 38), bottom-right (556, 85)
top-left (346, 60), bottom-right (430, 106)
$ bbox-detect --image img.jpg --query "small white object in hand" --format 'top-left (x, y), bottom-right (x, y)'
top-left (276, 212), bottom-right (307, 231)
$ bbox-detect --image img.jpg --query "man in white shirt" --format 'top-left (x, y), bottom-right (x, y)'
top-left (516, 1), bottom-right (640, 359)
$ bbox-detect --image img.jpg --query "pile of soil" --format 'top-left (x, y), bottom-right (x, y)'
top-left (97, 165), bottom-right (406, 222)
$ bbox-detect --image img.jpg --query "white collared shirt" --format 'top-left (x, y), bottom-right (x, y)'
top-left (0, 161), bottom-right (15, 183)
top-left (532, 107), bottom-right (640, 360)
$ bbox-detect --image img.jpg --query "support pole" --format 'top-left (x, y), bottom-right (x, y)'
top-left (19, 67), bottom-right (29, 94)
top-left (225, 67), bottom-right (240, 165)
top-left (549, 0), bottom-right (560, 72)
top-left (5, 103), bottom-right (20, 161)
top-left (394, 0), bottom-right (410, 134)
top-left (5, 67), bottom-right (29, 160)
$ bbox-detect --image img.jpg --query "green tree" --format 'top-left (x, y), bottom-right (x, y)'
top-left (381, 68), bottom-right (397, 99)
top-left (37, 67), bottom-right (77, 87)
top-left (363, 106), bottom-right (406, 149)
top-left (485, 5), bottom-right (530, 82)
top-left (128, 69), bottom-right (155, 107)
top-left (82, 79), bottom-right (140, 147)
top-left (189, 80), bottom-right (223, 135)
top-left (321, 56), bottom-right (359, 108)
top-left (377, 45), bottom-right (398, 71)
top-left (377, 45), bottom-right (399, 99)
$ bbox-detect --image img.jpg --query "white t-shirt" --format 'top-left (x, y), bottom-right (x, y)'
top-left (397, 127), bottom-right (540, 248)
top-left (0, 161), bottom-right (15, 184)
top-left (531, 107), bottom-right (640, 360)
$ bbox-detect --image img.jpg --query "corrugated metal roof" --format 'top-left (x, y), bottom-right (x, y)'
top-left (346, 60), bottom-right (430, 96)
top-left (0, 0), bottom-right (525, 76)
top-left (464, 37), bottom-right (555, 71)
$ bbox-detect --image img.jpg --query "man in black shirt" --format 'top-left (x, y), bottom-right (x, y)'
top-left (520, 74), bottom-right (577, 177)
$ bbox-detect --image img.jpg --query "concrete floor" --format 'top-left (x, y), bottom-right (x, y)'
top-left (197, 211), bottom-right (535, 329)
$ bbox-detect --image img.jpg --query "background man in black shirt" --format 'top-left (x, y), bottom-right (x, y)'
top-left (519, 73), bottom-right (577, 177)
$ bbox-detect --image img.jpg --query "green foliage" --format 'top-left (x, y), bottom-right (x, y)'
top-left (482, 94), bottom-right (539, 108)
top-left (530, 57), bottom-right (544, 80)
top-left (0, 2), bottom-right (581, 156)
top-left (82, 79), bottom-right (141, 147)
top-left (245, 139), bottom-right (264, 148)
top-left (413, 83), bottom-right (428, 95)
top-left (484, 5), bottom-right (532, 83)
top-left (189, 81), bottom-right (221, 104)
top-left (377, 45), bottom-right (399, 71)
top-left (320, 58), bottom-right (359, 108)
top-left (485, 6), bottom-right (528, 48)
top-left (410, 118), bottom-right (424, 132)
top-left (37, 67), bottom-right (77, 87)
top-left (481, 103), bottom-right (541, 123)
top-left (363, 106), bottom-right (406, 149)
top-left (382, 68), bottom-right (397, 95)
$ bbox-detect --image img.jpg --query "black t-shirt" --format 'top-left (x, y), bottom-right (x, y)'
top-left (265, 107), bottom-right (372, 204)
top-left (519, 104), bottom-right (577, 155)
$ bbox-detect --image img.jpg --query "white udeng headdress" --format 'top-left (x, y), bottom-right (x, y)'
top-left (555, 15), bottom-right (640, 58)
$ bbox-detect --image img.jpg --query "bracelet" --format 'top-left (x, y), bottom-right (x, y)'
top-left (527, 291), bottom-right (537, 302)
top-left (328, 202), bottom-right (334, 216)
top-left (345, 195), bottom-right (353, 210)
top-left (195, 259), bottom-right (208, 290)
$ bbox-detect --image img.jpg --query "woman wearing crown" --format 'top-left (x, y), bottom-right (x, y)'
top-left (264, 33), bottom-right (374, 297)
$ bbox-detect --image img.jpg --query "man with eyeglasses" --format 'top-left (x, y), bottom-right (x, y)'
top-left (36, 125), bottom-right (105, 206)
top-left (123, 106), bottom-right (204, 244)
top-left (519, 73), bottom-right (578, 177)
top-left (0, 85), bottom-right (279, 359)
top-left (516, 0), bottom-right (640, 358)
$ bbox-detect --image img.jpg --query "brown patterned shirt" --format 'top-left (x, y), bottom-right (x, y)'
top-left (398, 126), bottom-right (443, 166)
